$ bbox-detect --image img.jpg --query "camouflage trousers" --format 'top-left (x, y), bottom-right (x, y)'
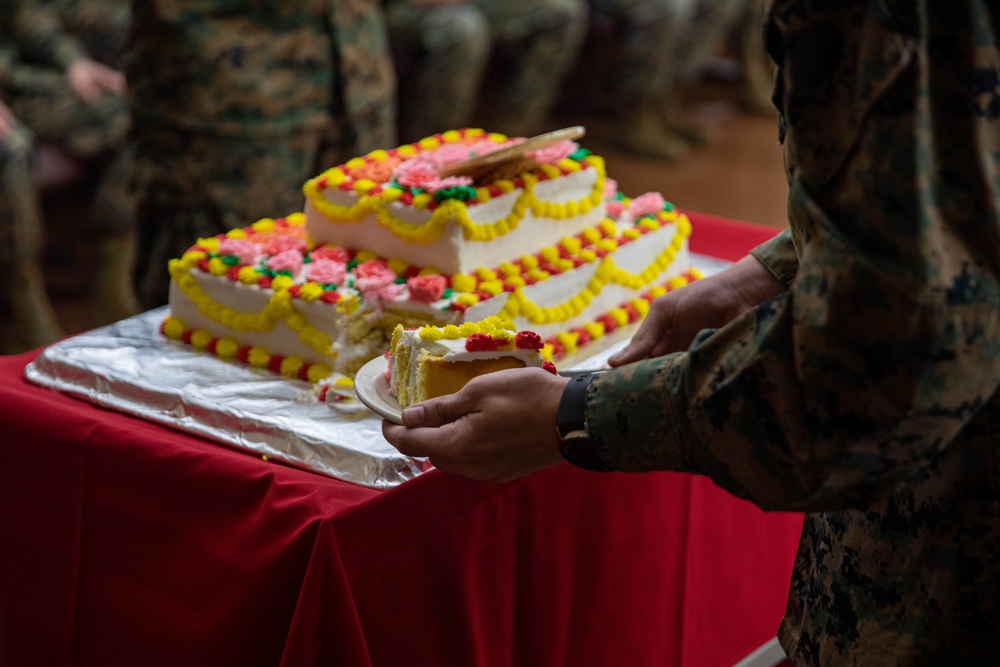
top-left (587, 0), bottom-right (752, 102)
top-left (385, 0), bottom-right (588, 140)
top-left (0, 66), bottom-right (132, 268)
top-left (131, 120), bottom-right (377, 308)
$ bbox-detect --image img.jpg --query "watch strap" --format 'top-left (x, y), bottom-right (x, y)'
top-left (557, 373), bottom-right (614, 472)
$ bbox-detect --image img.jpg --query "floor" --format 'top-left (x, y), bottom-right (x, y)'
top-left (39, 77), bottom-right (789, 341)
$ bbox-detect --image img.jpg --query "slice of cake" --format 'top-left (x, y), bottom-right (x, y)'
top-left (387, 316), bottom-right (554, 408)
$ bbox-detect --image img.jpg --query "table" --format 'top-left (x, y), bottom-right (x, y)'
top-left (0, 213), bottom-right (803, 667)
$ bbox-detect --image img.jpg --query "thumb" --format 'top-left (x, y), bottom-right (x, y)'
top-left (608, 318), bottom-right (661, 366)
top-left (402, 391), bottom-right (469, 428)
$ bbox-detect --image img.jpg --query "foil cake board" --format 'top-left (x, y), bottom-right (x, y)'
top-left (24, 253), bottom-right (730, 489)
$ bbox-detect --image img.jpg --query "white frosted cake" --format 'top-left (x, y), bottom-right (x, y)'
top-left (163, 129), bottom-right (701, 383)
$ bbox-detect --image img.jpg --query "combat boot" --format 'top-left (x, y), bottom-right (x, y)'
top-left (86, 231), bottom-right (142, 328)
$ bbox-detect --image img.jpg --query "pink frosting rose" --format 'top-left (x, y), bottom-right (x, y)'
top-left (393, 158), bottom-right (440, 189)
top-left (629, 192), bottom-right (666, 218)
top-left (264, 236), bottom-right (307, 256)
top-left (310, 245), bottom-right (350, 263)
top-left (606, 199), bottom-right (625, 219)
top-left (407, 274), bottom-right (447, 303)
top-left (265, 249), bottom-right (303, 275)
top-left (306, 258), bottom-right (347, 285)
top-left (426, 144), bottom-right (471, 167)
top-left (218, 238), bottom-right (261, 265)
top-left (603, 177), bottom-right (619, 199)
top-left (425, 175), bottom-right (474, 192)
top-left (528, 140), bottom-right (578, 165)
top-left (355, 259), bottom-right (395, 281)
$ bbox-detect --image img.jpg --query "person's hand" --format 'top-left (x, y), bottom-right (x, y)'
top-left (65, 58), bottom-right (125, 104)
top-left (382, 367), bottom-right (570, 482)
top-left (609, 255), bottom-right (786, 366)
top-left (0, 100), bottom-right (14, 138)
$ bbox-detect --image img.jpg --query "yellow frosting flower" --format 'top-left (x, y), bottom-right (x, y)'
top-left (190, 329), bottom-right (212, 349)
top-left (251, 218), bottom-right (275, 233)
top-left (248, 346), bottom-right (270, 368)
top-left (353, 179), bottom-right (377, 194)
top-left (271, 275), bottom-right (294, 292)
top-left (451, 273), bottom-right (477, 293)
top-left (238, 266), bottom-right (260, 284)
top-left (387, 257), bottom-right (409, 274)
top-left (208, 257), bottom-right (228, 276)
top-left (280, 357), bottom-right (304, 379)
top-left (307, 364), bottom-right (333, 384)
top-left (215, 337), bottom-right (239, 359)
top-left (298, 283), bottom-right (324, 301)
top-left (418, 136), bottom-right (441, 151)
top-left (668, 275), bottom-right (689, 290)
top-left (162, 316), bottom-right (185, 340)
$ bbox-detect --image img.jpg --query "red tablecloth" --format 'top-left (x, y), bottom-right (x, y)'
top-left (0, 213), bottom-right (802, 667)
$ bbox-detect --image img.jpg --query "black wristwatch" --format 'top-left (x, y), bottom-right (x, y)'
top-left (556, 373), bottom-right (614, 472)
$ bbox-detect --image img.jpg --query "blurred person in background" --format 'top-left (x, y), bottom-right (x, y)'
top-left (124, 0), bottom-right (397, 308)
top-left (383, 0), bottom-right (587, 142)
top-left (0, 0), bottom-right (136, 353)
top-left (585, 0), bottom-right (758, 160)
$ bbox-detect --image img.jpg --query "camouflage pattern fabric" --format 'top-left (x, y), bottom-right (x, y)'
top-left (124, 0), bottom-right (397, 307)
top-left (385, 0), bottom-right (587, 140)
top-left (0, 122), bottom-right (44, 267)
top-left (54, 0), bottom-right (130, 67)
top-left (0, 0), bottom-right (131, 265)
top-left (585, 0), bottom-right (750, 102)
top-left (586, 1), bottom-right (1000, 663)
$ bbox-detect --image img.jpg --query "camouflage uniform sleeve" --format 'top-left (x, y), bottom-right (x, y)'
top-left (585, 0), bottom-right (1000, 512)
top-left (6, 0), bottom-right (88, 71)
top-left (748, 227), bottom-right (798, 289)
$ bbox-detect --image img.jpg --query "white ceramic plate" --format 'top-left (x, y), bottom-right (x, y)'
top-left (354, 356), bottom-right (403, 424)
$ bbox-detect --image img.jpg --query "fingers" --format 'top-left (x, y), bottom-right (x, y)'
top-left (66, 60), bottom-right (126, 104)
top-left (608, 298), bottom-right (673, 366)
top-left (402, 391), bottom-right (466, 428)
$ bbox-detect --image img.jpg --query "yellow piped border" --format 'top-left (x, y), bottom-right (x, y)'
top-left (161, 315), bottom-right (334, 383)
top-left (495, 213), bottom-right (692, 325)
top-left (303, 156), bottom-right (606, 245)
top-left (168, 254), bottom-right (336, 359)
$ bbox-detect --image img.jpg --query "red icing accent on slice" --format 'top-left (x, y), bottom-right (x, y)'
top-left (465, 333), bottom-right (499, 352)
top-left (317, 385), bottom-right (329, 401)
top-left (320, 290), bottom-right (341, 304)
top-left (514, 331), bottom-right (543, 350)
top-left (542, 361), bottom-right (558, 375)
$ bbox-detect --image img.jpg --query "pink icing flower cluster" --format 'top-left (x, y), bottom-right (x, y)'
top-left (354, 260), bottom-right (403, 307)
top-left (628, 192), bottom-right (666, 218)
top-left (306, 258), bottom-right (346, 285)
top-left (311, 245), bottom-right (350, 263)
top-left (606, 200), bottom-right (625, 219)
top-left (406, 274), bottom-right (447, 303)
top-left (393, 158), bottom-right (474, 192)
top-left (264, 236), bottom-right (308, 256)
top-left (218, 238), bottom-right (261, 265)
top-left (266, 249), bottom-right (304, 274)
